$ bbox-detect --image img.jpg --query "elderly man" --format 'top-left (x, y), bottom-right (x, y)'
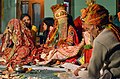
top-left (74, 4), bottom-right (120, 79)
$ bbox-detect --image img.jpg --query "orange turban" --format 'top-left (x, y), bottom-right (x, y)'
top-left (81, 4), bottom-right (109, 26)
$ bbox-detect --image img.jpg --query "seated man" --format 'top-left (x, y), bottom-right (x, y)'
top-left (74, 4), bottom-right (120, 79)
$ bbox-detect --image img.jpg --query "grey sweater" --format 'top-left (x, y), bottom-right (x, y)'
top-left (88, 28), bottom-right (120, 79)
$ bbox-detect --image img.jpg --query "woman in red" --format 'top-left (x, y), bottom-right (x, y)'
top-left (35, 4), bottom-right (81, 65)
top-left (0, 19), bottom-right (35, 72)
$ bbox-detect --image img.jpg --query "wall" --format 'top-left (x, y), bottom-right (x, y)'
top-left (44, 0), bottom-right (57, 17)
top-left (1, 0), bottom-right (16, 33)
top-left (96, 0), bottom-right (116, 15)
top-left (44, 0), bottom-right (64, 18)
top-left (74, 0), bottom-right (86, 19)
top-left (45, 0), bottom-right (116, 19)
top-left (74, 0), bottom-right (116, 19)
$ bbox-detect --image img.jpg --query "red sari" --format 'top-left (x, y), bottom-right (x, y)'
top-left (0, 19), bottom-right (35, 68)
top-left (33, 17), bottom-right (80, 65)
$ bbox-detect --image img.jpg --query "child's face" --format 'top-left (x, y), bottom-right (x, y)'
top-left (43, 23), bottom-right (47, 31)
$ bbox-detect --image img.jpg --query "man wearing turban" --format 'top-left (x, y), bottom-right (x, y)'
top-left (74, 4), bottom-right (120, 79)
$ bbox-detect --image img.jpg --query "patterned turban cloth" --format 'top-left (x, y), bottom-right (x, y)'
top-left (51, 3), bottom-right (67, 19)
top-left (81, 4), bottom-right (109, 27)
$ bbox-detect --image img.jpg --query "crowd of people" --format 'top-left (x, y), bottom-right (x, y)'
top-left (0, 2), bottom-right (120, 79)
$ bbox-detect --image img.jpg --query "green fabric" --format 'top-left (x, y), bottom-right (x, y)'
top-left (84, 44), bottom-right (92, 49)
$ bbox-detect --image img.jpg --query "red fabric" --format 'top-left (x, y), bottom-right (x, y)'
top-left (65, 56), bottom-right (78, 64)
top-left (0, 19), bottom-right (35, 68)
top-left (74, 16), bottom-right (82, 30)
top-left (74, 16), bottom-right (83, 42)
top-left (84, 49), bottom-right (92, 63)
top-left (72, 26), bottom-right (79, 45)
top-left (8, 46), bottom-right (30, 68)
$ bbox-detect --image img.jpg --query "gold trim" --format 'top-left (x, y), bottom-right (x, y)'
top-left (54, 10), bottom-right (67, 19)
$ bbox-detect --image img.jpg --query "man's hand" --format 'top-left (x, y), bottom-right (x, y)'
top-left (74, 63), bottom-right (89, 76)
